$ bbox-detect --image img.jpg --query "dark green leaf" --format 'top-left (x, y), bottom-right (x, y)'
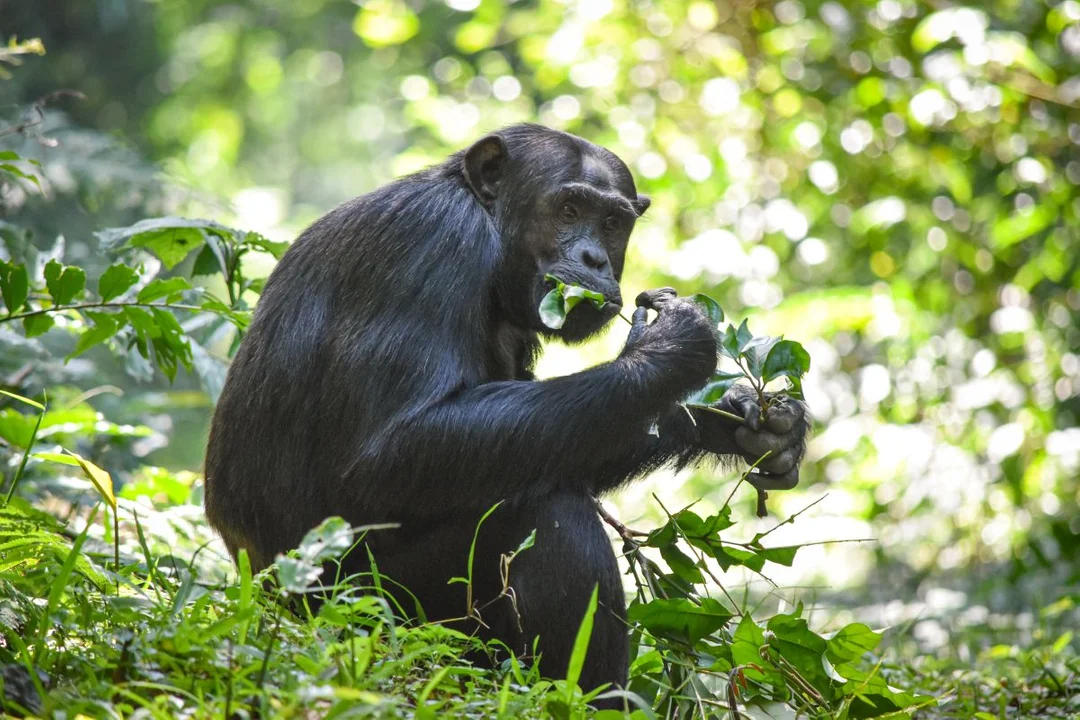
top-left (761, 340), bottom-right (812, 385)
top-left (98, 264), bottom-right (140, 302)
top-left (192, 237), bottom-right (228, 277)
top-left (719, 324), bottom-right (741, 359)
top-left (744, 335), bottom-right (781, 379)
top-left (689, 293), bottom-right (724, 327)
top-left (658, 543), bottom-right (704, 585)
top-left (735, 319), bottom-right (753, 353)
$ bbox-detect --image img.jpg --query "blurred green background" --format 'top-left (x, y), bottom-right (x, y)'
top-left (3, 0), bottom-right (1078, 641)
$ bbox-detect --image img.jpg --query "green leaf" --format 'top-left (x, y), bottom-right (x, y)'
top-left (297, 516), bottom-right (355, 564)
top-left (44, 260), bottom-right (86, 306)
top-left (628, 597), bottom-right (733, 644)
top-left (712, 545), bottom-right (764, 572)
top-left (22, 313), bottom-right (54, 337)
top-left (69, 312), bottom-right (124, 358)
top-left (689, 293), bottom-right (724, 327)
top-left (0, 389), bottom-right (45, 411)
top-left (719, 324), bottom-right (741, 359)
top-left (658, 543), bottom-right (704, 585)
top-left (539, 285), bottom-right (568, 329)
top-left (96, 217), bottom-right (228, 269)
top-left (761, 340), bottom-right (811, 384)
top-left (826, 623), bottom-right (882, 664)
top-left (123, 306), bottom-right (159, 337)
top-left (512, 528), bottom-right (537, 556)
top-left (565, 584), bottom-right (599, 692)
top-left (538, 275), bottom-right (607, 330)
top-left (137, 277), bottom-right (192, 303)
top-left (0, 261), bottom-right (29, 315)
top-left (743, 335), bottom-right (781, 379)
top-left (98, 264), bottom-right (140, 302)
top-left (562, 284), bottom-right (606, 311)
top-left (0, 162), bottom-right (42, 189)
top-left (276, 555), bottom-right (323, 593)
top-left (735, 319), bottom-right (753, 353)
top-left (245, 233), bottom-right (290, 259)
top-left (731, 614), bottom-right (770, 676)
top-left (755, 545), bottom-right (800, 567)
top-left (686, 372), bottom-right (743, 404)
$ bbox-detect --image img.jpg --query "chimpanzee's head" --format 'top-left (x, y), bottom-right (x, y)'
top-left (461, 124), bottom-right (650, 343)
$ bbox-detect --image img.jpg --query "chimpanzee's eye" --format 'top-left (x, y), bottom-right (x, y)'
top-left (559, 202), bottom-right (578, 222)
top-left (602, 215), bottom-right (621, 232)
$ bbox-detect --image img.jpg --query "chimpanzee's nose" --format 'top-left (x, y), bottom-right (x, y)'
top-left (578, 243), bottom-right (609, 271)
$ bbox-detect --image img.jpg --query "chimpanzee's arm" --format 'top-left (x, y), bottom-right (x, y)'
top-left (363, 295), bottom-right (717, 514)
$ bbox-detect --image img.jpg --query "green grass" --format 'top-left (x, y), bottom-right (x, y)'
top-left (1, 472), bottom-right (1076, 719)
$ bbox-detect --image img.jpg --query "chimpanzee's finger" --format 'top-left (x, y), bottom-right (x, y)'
top-left (734, 425), bottom-right (784, 459)
top-left (635, 287), bottom-right (678, 311)
top-left (763, 403), bottom-right (799, 434)
top-left (757, 447), bottom-right (798, 475)
top-left (746, 467), bottom-right (800, 491)
top-left (741, 399), bottom-right (762, 432)
top-left (626, 307), bottom-right (649, 346)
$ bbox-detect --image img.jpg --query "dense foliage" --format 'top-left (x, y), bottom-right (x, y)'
top-left (2, 0), bottom-right (1080, 717)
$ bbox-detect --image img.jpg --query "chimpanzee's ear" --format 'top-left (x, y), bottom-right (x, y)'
top-left (633, 194), bottom-right (651, 216)
top-left (464, 134), bottom-right (509, 209)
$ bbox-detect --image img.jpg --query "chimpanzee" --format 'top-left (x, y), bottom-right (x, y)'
top-left (204, 124), bottom-right (809, 698)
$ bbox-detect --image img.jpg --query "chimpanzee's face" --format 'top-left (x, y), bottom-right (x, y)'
top-left (462, 128), bottom-right (650, 343)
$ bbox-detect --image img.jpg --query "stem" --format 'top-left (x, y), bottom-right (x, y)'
top-left (2, 300), bottom-right (211, 324)
top-left (689, 404), bottom-right (745, 424)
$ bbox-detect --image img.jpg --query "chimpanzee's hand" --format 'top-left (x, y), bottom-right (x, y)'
top-left (619, 288), bottom-right (717, 399)
top-left (695, 384), bottom-right (809, 491)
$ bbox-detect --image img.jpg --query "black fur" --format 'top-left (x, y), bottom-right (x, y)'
top-left (204, 124), bottom-right (808, 698)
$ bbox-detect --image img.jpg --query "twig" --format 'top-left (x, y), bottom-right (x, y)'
top-left (593, 497), bottom-right (648, 543)
top-left (0, 89), bottom-right (85, 139)
top-left (1, 300), bottom-right (223, 324)
top-left (753, 494), bottom-right (827, 543)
